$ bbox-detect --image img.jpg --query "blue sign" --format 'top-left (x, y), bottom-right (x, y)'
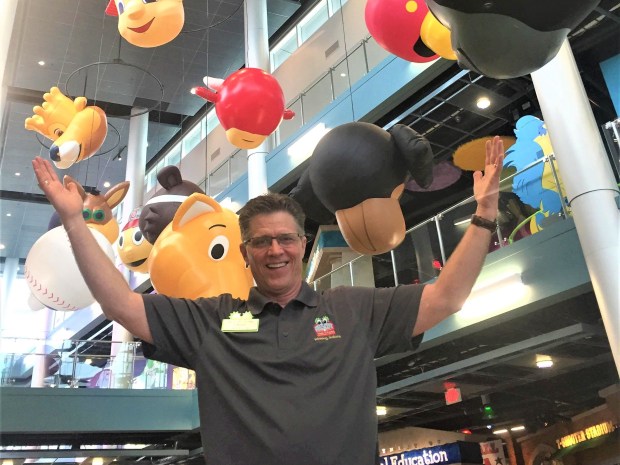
top-left (380, 442), bottom-right (465, 465)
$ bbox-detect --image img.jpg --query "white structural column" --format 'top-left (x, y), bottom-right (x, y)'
top-left (111, 107), bottom-right (148, 388)
top-left (244, 0), bottom-right (270, 198)
top-left (531, 40), bottom-right (620, 375)
top-left (30, 308), bottom-right (53, 387)
top-left (1, 257), bottom-right (18, 321)
top-left (0, 0), bottom-right (18, 131)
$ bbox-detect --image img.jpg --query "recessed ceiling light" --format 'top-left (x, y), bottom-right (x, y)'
top-left (340, 73), bottom-right (347, 77)
top-left (0, 244), bottom-right (5, 250)
top-left (476, 96), bottom-right (491, 109)
top-left (103, 181), bottom-right (111, 188)
top-left (493, 429), bottom-right (508, 435)
top-left (376, 405), bottom-right (387, 416)
top-left (536, 354), bottom-right (554, 368)
top-left (38, 60), bottom-right (45, 66)
top-left (6, 213), bottom-right (11, 217)
top-left (511, 425), bottom-right (526, 431)
top-left (14, 172), bottom-right (21, 176)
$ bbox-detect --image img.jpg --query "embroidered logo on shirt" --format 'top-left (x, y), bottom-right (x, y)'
top-left (313, 315), bottom-right (339, 341)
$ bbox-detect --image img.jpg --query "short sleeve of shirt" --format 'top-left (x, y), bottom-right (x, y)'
top-left (326, 284), bottom-right (424, 358)
top-left (141, 293), bottom-right (219, 369)
top-left (367, 284), bottom-right (425, 358)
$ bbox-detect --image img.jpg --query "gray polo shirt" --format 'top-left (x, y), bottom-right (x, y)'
top-left (142, 282), bottom-right (424, 465)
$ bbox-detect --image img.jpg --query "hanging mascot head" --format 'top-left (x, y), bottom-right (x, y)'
top-left (139, 165), bottom-right (205, 245)
top-left (62, 176), bottom-right (130, 244)
top-left (148, 193), bottom-right (255, 300)
top-left (117, 207), bottom-right (152, 273)
top-left (425, 0), bottom-right (600, 79)
top-left (191, 69), bottom-right (295, 150)
top-left (365, 0), bottom-right (456, 62)
top-left (291, 122), bottom-right (434, 255)
top-left (106, 0), bottom-right (184, 48)
top-left (25, 87), bottom-right (108, 169)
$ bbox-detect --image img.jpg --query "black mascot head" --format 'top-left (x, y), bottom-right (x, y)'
top-left (292, 122), bottom-right (434, 255)
top-left (426, 0), bottom-right (600, 79)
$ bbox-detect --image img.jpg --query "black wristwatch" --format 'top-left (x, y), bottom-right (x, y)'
top-left (470, 214), bottom-right (497, 233)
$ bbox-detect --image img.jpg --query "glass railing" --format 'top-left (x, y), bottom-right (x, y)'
top-left (310, 155), bottom-right (569, 289)
top-left (3, 156), bottom-right (567, 389)
top-left (157, 34), bottom-right (389, 198)
top-left (0, 338), bottom-right (195, 390)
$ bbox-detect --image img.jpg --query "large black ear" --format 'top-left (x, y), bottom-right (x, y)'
top-left (157, 165), bottom-right (183, 190)
top-left (388, 124), bottom-right (434, 189)
top-left (289, 168), bottom-right (335, 225)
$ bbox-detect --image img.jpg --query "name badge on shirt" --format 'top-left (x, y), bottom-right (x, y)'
top-left (221, 310), bottom-right (259, 332)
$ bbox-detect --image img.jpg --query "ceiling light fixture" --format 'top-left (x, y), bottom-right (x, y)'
top-left (15, 172), bottom-right (21, 176)
top-left (493, 428), bottom-right (508, 435)
top-left (6, 213), bottom-right (11, 217)
top-left (340, 73), bottom-right (347, 77)
top-left (0, 244), bottom-right (5, 250)
top-left (376, 405), bottom-right (387, 416)
top-left (38, 60), bottom-right (45, 66)
top-left (103, 182), bottom-right (111, 188)
top-left (536, 354), bottom-right (554, 368)
top-left (510, 425), bottom-right (526, 431)
top-left (476, 96), bottom-right (491, 109)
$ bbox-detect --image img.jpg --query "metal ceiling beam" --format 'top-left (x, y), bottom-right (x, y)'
top-left (0, 450), bottom-right (190, 459)
top-left (0, 189), bottom-right (50, 204)
top-left (377, 323), bottom-right (597, 396)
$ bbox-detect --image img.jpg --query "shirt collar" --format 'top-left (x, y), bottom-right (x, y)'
top-left (247, 281), bottom-right (319, 315)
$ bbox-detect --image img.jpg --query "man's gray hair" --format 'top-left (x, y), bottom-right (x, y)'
top-left (238, 193), bottom-right (306, 241)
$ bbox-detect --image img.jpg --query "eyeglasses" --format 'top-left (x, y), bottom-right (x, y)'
top-left (243, 233), bottom-right (304, 249)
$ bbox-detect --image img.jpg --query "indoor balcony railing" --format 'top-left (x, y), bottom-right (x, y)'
top-left (1, 154), bottom-right (568, 389)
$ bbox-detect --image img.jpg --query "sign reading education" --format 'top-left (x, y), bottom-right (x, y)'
top-left (380, 442), bottom-right (462, 465)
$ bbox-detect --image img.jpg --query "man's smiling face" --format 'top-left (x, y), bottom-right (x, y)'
top-left (240, 211), bottom-right (307, 305)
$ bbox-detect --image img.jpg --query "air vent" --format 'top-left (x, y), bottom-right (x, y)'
top-left (210, 148), bottom-right (221, 161)
top-left (325, 40), bottom-right (339, 58)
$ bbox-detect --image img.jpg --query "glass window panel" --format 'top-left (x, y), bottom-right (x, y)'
top-left (364, 35), bottom-right (391, 70)
top-left (298, 1), bottom-right (329, 43)
top-left (229, 150), bottom-right (248, 184)
top-left (327, 0), bottom-right (345, 16)
top-left (146, 171), bottom-right (156, 191)
top-left (332, 45), bottom-right (367, 98)
top-left (208, 162), bottom-right (229, 197)
top-left (395, 222), bottom-right (443, 285)
top-left (276, 97), bottom-right (303, 144)
top-left (301, 73), bottom-right (333, 122)
top-left (271, 29), bottom-right (298, 71)
top-left (182, 124), bottom-right (202, 157)
top-left (437, 198), bottom-right (479, 258)
top-left (206, 109), bottom-right (219, 135)
top-left (166, 144), bottom-right (181, 166)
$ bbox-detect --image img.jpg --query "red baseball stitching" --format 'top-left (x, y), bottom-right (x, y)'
top-left (24, 266), bottom-right (79, 311)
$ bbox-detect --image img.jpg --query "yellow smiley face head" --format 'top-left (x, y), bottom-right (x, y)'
top-left (106, 0), bottom-right (185, 48)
